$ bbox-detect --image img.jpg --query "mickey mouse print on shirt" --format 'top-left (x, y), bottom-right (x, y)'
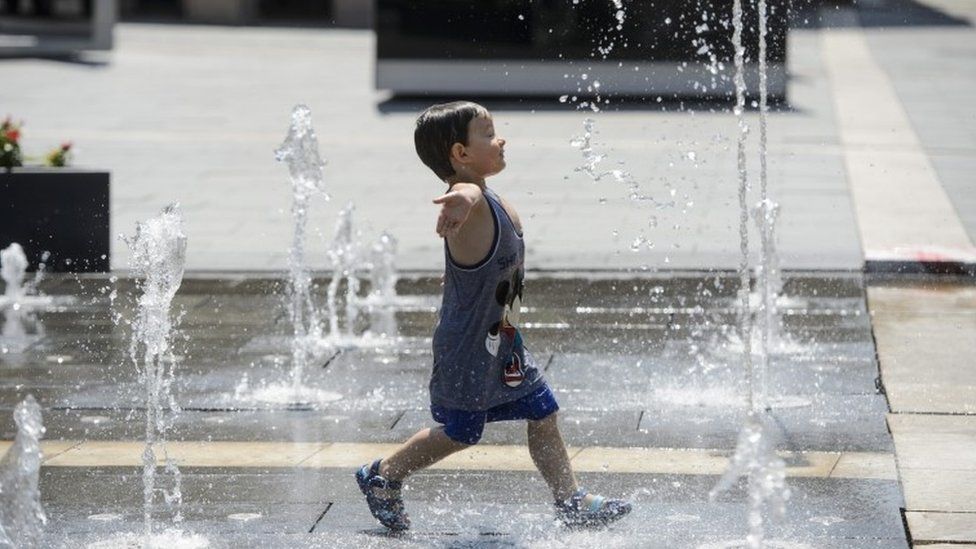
top-left (484, 268), bottom-right (526, 388)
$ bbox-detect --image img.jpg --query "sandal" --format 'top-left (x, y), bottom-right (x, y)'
top-left (555, 488), bottom-right (632, 528)
top-left (355, 459), bottom-right (411, 531)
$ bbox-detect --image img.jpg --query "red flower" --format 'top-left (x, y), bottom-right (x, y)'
top-left (60, 141), bottom-right (72, 151)
top-left (5, 129), bottom-right (20, 143)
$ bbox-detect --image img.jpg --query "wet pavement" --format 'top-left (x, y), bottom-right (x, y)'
top-left (0, 272), bottom-right (909, 548)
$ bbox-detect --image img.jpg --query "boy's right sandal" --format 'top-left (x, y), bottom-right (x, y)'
top-left (355, 459), bottom-right (411, 531)
top-left (555, 488), bottom-right (632, 528)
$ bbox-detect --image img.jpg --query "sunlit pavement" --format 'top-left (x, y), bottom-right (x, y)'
top-left (2, 0), bottom-right (976, 546)
top-left (1, 2), bottom-right (974, 273)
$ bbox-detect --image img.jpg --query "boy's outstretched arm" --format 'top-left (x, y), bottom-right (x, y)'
top-left (432, 183), bottom-right (494, 266)
top-left (432, 183), bottom-right (484, 238)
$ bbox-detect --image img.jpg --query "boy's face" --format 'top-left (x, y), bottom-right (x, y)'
top-left (457, 114), bottom-right (506, 178)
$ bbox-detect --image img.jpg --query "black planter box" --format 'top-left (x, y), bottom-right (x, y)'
top-left (0, 168), bottom-right (110, 273)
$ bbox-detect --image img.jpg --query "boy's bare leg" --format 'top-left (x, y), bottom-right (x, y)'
top-left (527, 413), bottom-right (579, 502)
top-left (379, 426), bottom-right (470, 483)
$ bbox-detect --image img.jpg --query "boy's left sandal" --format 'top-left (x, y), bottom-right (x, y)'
top-left (555, 488), bottom-right (632, 528)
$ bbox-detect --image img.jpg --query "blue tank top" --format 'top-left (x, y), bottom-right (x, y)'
top-left (430, 187), bottom-right (545, 411)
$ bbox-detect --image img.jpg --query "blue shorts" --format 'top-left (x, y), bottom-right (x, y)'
top-left (431, 384), bottom-right (560, 445)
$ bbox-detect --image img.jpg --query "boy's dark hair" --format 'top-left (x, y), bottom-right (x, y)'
top-left (414, 101), bottom-right (488, 180)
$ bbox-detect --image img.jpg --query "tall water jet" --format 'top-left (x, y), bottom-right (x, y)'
top-left (124, 204), bottom-right (187, 543)
top-left (709, 0), bottom-right (791, 546)
top-left (754, 199), bottom-right (782, 407)
top-left (364, 232), bottom-right (398, 340)
top-left (1, 243), bottom-right (31, 355)
top-left (0, 243), bottom-right (28, 302)
top-left (0, 244), bottom-right (49, 309)
top-left (708, 419), bottom-right (790, 549)
top-left (731, 0), bottom-right (754, 412)
top-left (0, 395), bottom-right (47, 548)
top-left (367, 231), bottom-right (398, 307)
top-left (325, 202), bottom-right (360, 340)
top-left (0, 245), bottom-right (53, 357)
top-left (275, 104), bottom-right (328, 391)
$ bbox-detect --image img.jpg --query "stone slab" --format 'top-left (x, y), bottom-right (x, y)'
top-left (906, 511), bottom-right (976, 544)
top-left (888, 414), bottom-right (976, 471)
top-left (868, 285), bottom-right (976, 414)
top-left (899, 469), bottom-right (976, 513)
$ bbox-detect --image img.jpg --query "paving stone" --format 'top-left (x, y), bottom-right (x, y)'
top-left (888, 414), bottom-right (976, 471)
top-left (906, 511), bottom-right (976, 544)
top-left (869, 286), bottom-right (976, 414)
top-left (899, 469), bottom-right (976, 513)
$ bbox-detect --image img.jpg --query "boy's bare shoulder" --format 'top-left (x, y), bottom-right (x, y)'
top-left (446, 192), bottom-right (495, 266)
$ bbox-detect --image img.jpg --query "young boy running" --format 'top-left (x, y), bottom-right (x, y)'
top-left (356, 101), bottom-right (632, 531)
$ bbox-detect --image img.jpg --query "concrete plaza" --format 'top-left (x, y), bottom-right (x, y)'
top-left (1, 0), bottom-right (975, 547)
top-left (0, 1), bottom-right (974, 273)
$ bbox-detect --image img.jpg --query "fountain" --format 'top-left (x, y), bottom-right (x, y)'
top-left (235, 106), bottom-right (349, 410)
top-left (366, 231), bottom-right (398, 308)
top-left (0, 395), bottom-right (47, 548)
top-left (325, 202), bottom-right (361, 341)
top-left (362, 231), bottom-right (400, 343)
top-left (0, 244), bottom-right (54, 357)
top-left (0, 243), bottom-right (29, 303)
top-left (707, 0), bottom-right (792, 546)
top-left (275, 104), bottom-right (329, 395)
top-left (123, 203), bottom-right (194, 546)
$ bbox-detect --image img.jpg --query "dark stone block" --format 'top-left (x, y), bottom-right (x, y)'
top-left (0, 168), bottom-right (110, 272)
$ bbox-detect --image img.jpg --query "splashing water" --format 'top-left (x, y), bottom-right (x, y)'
top-left (0, 243), bottom-right (28, 301)
top-left (709, 0), bottom-right (792, 546)
top-left (0, 395), bottom-right (47, 548)
top-left (570, 118), bottom-right (608, 181)
top-left (275, 104), bottom-right (328, 393)
top-left (124, 204), bottom-right (188, 543)
top-left (367, 232), bottom-right (398, 306)
top-left (571, 119), bottom-right (675, 259)
top-left (0, 245), bottom-right (53, 356)
top-left (85, 529), bottom-right (209, 549)
top-left (754, 198), bottom-right (782, 408)
top-left (753, 0), bottom-right (781, 411)
top-left (564, 0), bottom-right (628, 112)
top-left (325, 202), bottom-right (361, 340)
top-left (708, 415), bottom-right (791, 549)
top-left (363, 232), bottom-right (400, 341)
top-left (0, 244), bottom-right (52, 308)
top-left (571, 119), bottom-right (671, 208)
top-left (730, 0), bottom-right (754, 413)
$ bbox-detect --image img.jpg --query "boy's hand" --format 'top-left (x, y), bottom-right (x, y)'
top-left (433, 184), bottom-right (482, 237)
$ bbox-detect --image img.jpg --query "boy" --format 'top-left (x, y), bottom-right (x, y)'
top-left (356, 101), bottom-right (632, 531)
